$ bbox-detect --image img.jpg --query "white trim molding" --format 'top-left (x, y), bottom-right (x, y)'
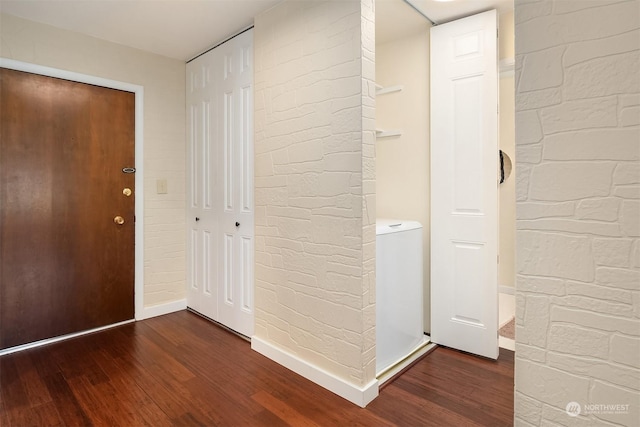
top-left (499, 285), bottom-right (515, 295)
top-left (499, 57), bottom-right (515, 77)
top-left (251, 336), bottom-right (379, 407)
top-left (0, 58), bottom-right (146, 321)
top-left (376, 338), bottom-right (435, 387)
top-left (141, 299), bottom-right (187, 320)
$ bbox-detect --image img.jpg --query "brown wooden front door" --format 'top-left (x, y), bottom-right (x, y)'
top-left (0, 68), bottom-right (135, 349)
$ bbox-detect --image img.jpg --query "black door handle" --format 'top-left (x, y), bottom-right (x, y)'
top-left (195, 217), bottom-right (200, 221)
top-left (235, 222), bottom-right (240, 227)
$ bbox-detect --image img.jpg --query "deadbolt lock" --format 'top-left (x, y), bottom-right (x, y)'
top-left (123, 188), bottom-right (132, 197)
top-left (114, 216), bottom-right (125, 225)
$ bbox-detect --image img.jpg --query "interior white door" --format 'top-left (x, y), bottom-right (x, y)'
top-left (430, 10), bottom-right (499, 359)
top-left (186, 49), bottom-right (219, 321)
top-left (186, 29), bottom-right (254, 337)
top-left (217, 30), bottom-right (255, 337)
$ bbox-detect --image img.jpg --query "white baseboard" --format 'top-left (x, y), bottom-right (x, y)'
top-left (499, 285), bottom-right (515, 295)
top-left (499, 336), bottom-right (516, 351)
top-left (140, 299), bottom-right (187, 320)
top-left (251, 336), bottom-right (379, 408)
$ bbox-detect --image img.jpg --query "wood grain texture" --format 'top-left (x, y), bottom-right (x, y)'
top-left (0, 68), bottom-right (135, 349)
top-left (0, 311), bottom-right (514, 426)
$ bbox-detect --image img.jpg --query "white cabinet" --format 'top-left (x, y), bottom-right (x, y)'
top-left (376, 220), bottom-right (424, 374)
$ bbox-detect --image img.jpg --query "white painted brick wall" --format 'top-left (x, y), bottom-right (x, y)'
top-left (515, 0), bottom-right (640, 425)
top-left (253, 0), bottom-right (376, 387)
top-left (361, 0), bottom-right (376, 384)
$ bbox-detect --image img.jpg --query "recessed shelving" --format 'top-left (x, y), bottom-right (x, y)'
top-left (376, 84), bottom-right (403, 96)
top-left (376, 83), bottom-right (403, 139)
top-left (376, 129), bottom-right (402, 138)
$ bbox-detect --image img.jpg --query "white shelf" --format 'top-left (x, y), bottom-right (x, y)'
top-left (376, 129), bottom-right (402, 138)
top-left (376, 85), bottom-right (403, 96)
top-left (376, 83), bottom-right (403, 138)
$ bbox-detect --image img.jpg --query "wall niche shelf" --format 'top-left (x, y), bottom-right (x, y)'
top-left (376, 83), bottom-right (403, 138)
top-left (376, 129), bottom-right (402, 138)
top-left (376, 84), bottom-right (403, 96)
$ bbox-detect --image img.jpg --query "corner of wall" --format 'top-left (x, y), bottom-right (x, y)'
top-left (360, 0), bottom-right (378, 388)
top-left (252, 0), bottom-right (378, 404)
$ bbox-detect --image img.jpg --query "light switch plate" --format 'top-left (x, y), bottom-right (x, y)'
top-left (157, 179), bottom-right (168, 194)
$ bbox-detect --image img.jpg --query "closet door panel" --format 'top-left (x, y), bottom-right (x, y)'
top-left (187, 29), bottom-right (254, 337)
top-left (186, 55), bottom-right (219, 321)
top-left (217, 30), bottom-right (255, 337)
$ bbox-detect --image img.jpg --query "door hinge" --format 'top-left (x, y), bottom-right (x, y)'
top-left (497, 254), bottom-right (500, 264)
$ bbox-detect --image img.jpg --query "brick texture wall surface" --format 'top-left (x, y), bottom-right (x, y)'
top-left (253, 0), bottom-right (376, 386)
top-left (514, 0), bottom-right (640, 425)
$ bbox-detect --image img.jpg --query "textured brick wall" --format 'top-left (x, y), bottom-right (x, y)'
top-left (0, 13), bottom-right (186, 307)
top-left (253, 0), bottom-right (376, 386)
top-left (514, 0), bottom-right (639, 425)
top-left (361, 0), bottom-right (377, 385)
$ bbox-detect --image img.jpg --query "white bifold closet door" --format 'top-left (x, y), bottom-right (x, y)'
top-left (430, 11), bottom-right (499, 359)
top-left (186, 29), bottom-right (254, 337)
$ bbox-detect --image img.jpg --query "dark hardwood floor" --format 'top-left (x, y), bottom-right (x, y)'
top-left (0, 311), bottom-right (514, 426)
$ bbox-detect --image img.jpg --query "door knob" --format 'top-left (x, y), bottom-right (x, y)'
top-left (114, 216), bottom-right (125, 225)
top-left (235, 222), bottom-right (240, 227)
top-left (123, 188), bottom-right (132, 197)
top-left (196, 217), bottom-right (200, 221)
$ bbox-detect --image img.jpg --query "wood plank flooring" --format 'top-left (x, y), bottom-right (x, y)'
top-left (0, 310), bottom-right (514, 426)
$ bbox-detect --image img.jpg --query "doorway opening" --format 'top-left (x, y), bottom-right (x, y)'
top-left (374, 0), bottom-right (516, 360)
top-left (0, 59), bottom-right (145, 355)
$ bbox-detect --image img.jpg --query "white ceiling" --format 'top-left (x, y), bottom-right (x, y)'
top-left (407, 0), bottom-right (513, 24)
top-left (376, 0), bottom-right (513, 44)
top-left (0, 0), bottom-right (513, 61)
top-left (0, 0), bottom-right (281, 61)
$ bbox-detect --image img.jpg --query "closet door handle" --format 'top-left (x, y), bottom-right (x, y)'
top-left (235, 222), bottom-right (240, 227)
top-left (195, 217), bottom-right (200, 222)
